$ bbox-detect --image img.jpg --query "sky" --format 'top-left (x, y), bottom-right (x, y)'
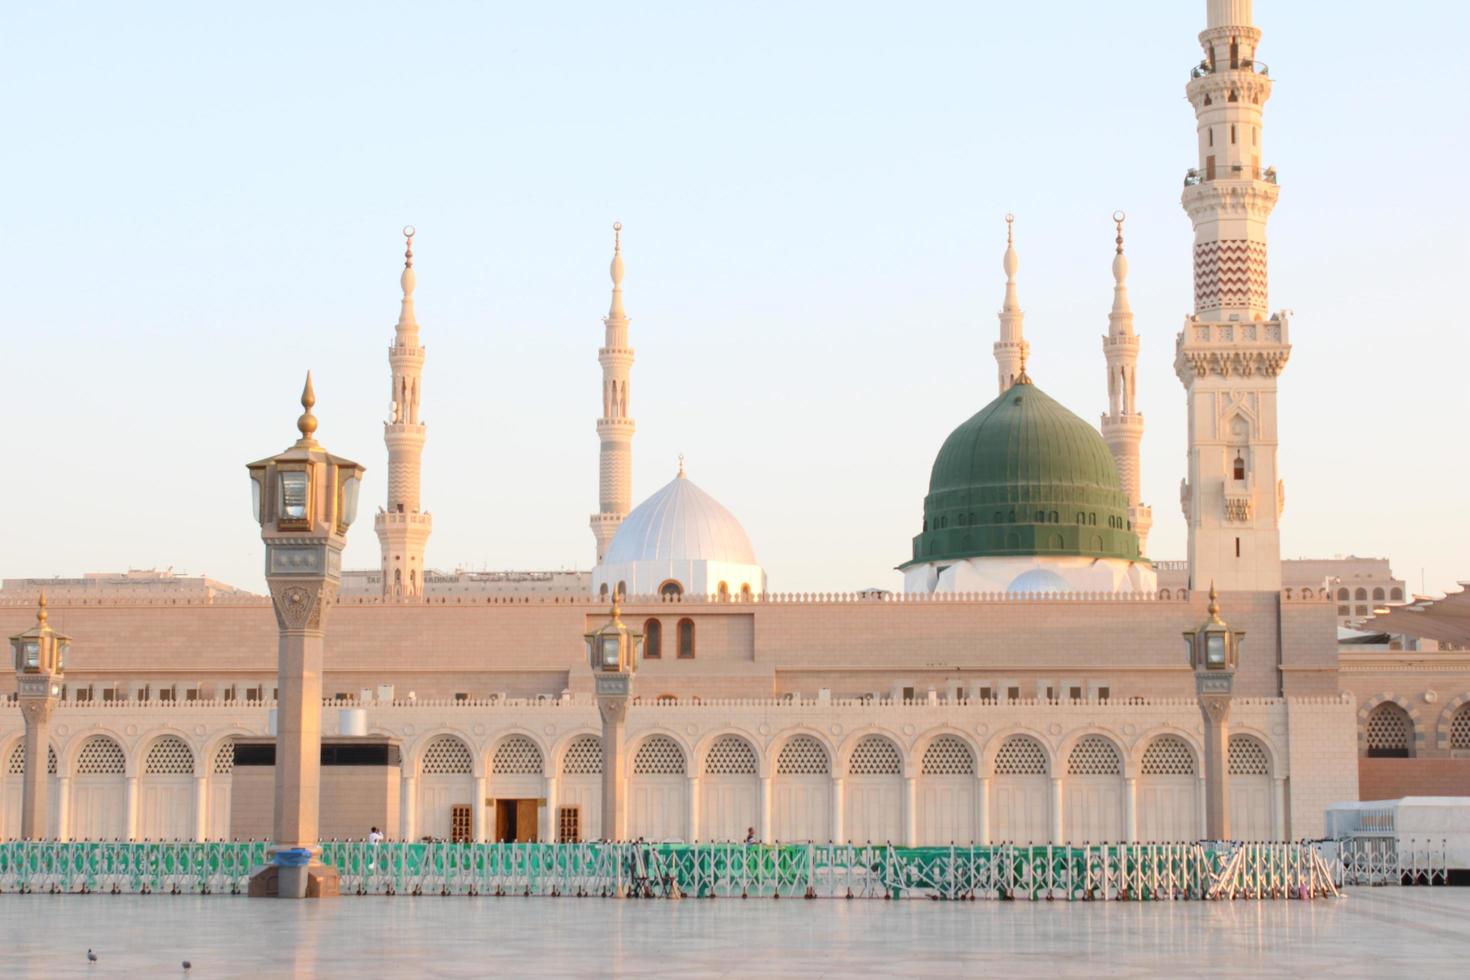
top-left (2, 1), bottom-right (1466, 597)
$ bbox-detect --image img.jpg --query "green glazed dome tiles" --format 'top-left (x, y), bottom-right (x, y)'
top-left (904, 381), bottom-right (1144, 566)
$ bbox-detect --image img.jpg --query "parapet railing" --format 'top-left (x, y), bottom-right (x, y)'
top-left (1, 694), bottom-right (1352, 711)
top-left (0, 840), bottom-right (1346, 901)
top-left (0, 588), bottom-right (1335, 609)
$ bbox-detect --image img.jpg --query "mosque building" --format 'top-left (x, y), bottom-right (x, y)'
top-left (3, 0), bottom-right (1467, 850)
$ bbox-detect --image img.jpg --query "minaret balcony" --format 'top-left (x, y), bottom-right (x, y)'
top-left (374, 510), bottom-right (432, 529)
top-left (1190, 59), bottom-right (1267, 79)
top-left (1184, 163), bottom-right (1276, 186)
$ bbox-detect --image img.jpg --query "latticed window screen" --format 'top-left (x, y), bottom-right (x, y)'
top-left (1228, 736), bottom-right (1271, 775)
top-left (704, 736), bottom-right (758, 775)
top-left (1364, 703), bottom-right (1412, 755)
top-left (1067, 735), bottom-right (1121, 775)
top-left (558, 806), bottom-right (581, 843)
top-left (633, 736), bottom-right (686, 775)
top-left (145, 736), bottom-right (195, 775)
top-left (776, 735), bottom-right (830, 775)
top-left (1141, 736), bottom-right (1197, 775)
top-left (76, 737), bottom-right (126, 775)
top-left (994, 737), bottom-right (1048, 775)
top-left (213, 740), bottom-right (235, 775)
top-left (421, 736), bottom-right (473, 775)
top-left (848, 736), bottom-right (902, 775)
top-left (921, 735), bottom-right (975, 775)
top-left (492, 735), bottom-right (543, 775)
top-left (1451, 705), bottom-right (1470, 750)
top-left (562, 736), bottom-right (603, 775)
top-left (6, 743), bottom-right (56, 775)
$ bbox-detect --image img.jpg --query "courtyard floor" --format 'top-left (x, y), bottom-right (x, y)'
top-left (0, 888), bottom-right (1466, 978)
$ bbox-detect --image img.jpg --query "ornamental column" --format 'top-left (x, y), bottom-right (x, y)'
top-left (902, 775), bottom-right (918, 847)
top-left (1185, 584), bottom-right (1244, 839)
top-left (1050, 777), bottom-right (1065, 844)
top-left (246, 374), bottom-right (365, 898)
top-left (586, 602), bottom-right (641, 841)
top-left (10, 594), bottom-right (68, 840)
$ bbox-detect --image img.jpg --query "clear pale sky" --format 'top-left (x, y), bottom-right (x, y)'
top-left (3, 1), bottom-right (1466, 596)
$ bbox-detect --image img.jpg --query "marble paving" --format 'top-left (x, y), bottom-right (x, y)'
top-left (1, 888), bottom-right (1467, 978)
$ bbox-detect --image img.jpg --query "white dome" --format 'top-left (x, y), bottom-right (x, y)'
top-left (604, 473), bottom-right (757, 565)
top-left (1006, 568), bottom-right (1073, 594)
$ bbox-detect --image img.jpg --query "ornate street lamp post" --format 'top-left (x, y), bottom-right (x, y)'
top-left (1183, 584), bottom-right (1244, 840)
top-left (246, 374), bottom-right (364, 898)
top-left (585, 601), bottom-right (640, 843)
top-left (10, 593), bottom-right (68, 840)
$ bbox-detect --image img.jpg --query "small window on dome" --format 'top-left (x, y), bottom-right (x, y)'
top-left (717, 581), bottom-right (729, 601)
top-left (659, 580), bottom-right (684, 599)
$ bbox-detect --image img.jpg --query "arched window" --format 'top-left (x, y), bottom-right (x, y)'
top-left (643, 619), bottom-right (662, 659)
top-left (1450, 704), bottom-right (1470, 751)
top-left (848, 736), bottom-right (902, 775)
top-left (677, 618), bottom-right (695, 659)
top-left (492, 735), bottom-right (544, 775)
top-left (993, 511), bottom-right (1002, 523)
top-left (1233, 456), bottom-right (1245, 480)
top-left (717, 581), bottom-right (729, 601)
top-left (1391, 588), bottom-right (1403, 601)
top-left (1067, 735), bottom-right (1121, 775)
top-left (1365, 702), bottom-right (1413, 758)
top-left (659, 580), bottom-right (683, 599)
top-left (1227, 736), bottom-right (1270, 775)
top-left (739, 583), bottom-right (752, 601)
top-left (921, 735), bottom-right (975, 775)
top-left (1337, 588), bottom-right (1349, 600)
top-left (1355, 588), bottom-right (1368, 601)
top-left (144, 736), bottom-right (195, 775)
top-left (599, 583), bottom-right (609, 600)
top-left (615, 580), bottom-right (627, 600)
top-left (776, 735), bottom-right (830, 775)
top-left (1372, 588), bottom-right (1385, 601)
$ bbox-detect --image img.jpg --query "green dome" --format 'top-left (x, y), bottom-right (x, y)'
top-left (903, 379), bottom-right (1143, 566)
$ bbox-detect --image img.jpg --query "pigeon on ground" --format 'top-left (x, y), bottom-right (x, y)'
top-left (183, 962), bottom-right (192, 971)
top-left (87, 949), bottom-right (98, 963)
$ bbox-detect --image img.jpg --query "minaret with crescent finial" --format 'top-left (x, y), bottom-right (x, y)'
top-left (374, 226), bottom-right (432, 598)
top-left (1101, 212), bottom-right (1152, 555)
top-left (993, 214), bottom-right (1029, 394)
top-left (590, 222), bottom-right (635, 565)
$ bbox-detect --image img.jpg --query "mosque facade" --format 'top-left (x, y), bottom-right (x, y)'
top-left (3, 0), bottom-right (1468, 849)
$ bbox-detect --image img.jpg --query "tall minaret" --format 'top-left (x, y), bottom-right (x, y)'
top-left (993, 214), bottom-right (1028, 394)
top-left (374, 226), bottom-right (432, 598)
top-left (1101, 212), bottom-right (1152, 555)
top-left (590, 222), bottom-right (635, 564)
top-left (1175, 0), bottom-right (1290, 591)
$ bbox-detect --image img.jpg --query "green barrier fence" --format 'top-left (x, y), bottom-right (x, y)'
top-left (0, 840), bottom-right (1342, 900)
